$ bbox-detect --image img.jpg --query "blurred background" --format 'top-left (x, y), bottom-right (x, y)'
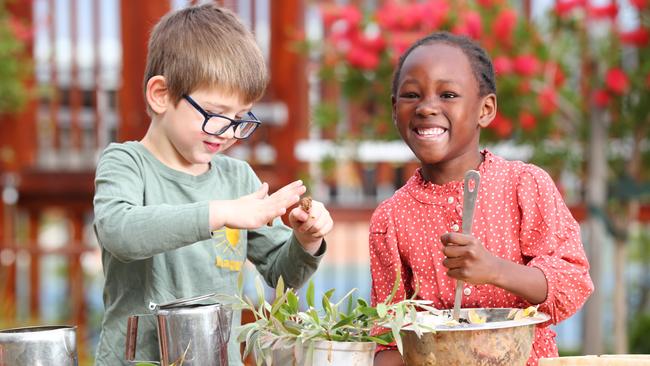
top-left (0, 0), bottom-right (649, 364)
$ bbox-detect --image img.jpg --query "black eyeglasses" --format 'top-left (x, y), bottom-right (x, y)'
top-left (183, 94), bottom-right (261, 139)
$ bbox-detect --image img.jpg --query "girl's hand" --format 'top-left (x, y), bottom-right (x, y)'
top-left (209, 180), bottom-right (305, 229)
top-left (288, 198), bottom-right (333, 254)
top-left (441, 232), bottom-right (501, 285)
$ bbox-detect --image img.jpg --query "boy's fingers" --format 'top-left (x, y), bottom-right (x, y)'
top-left (273, 180), bottom-right (304, 195)
top-left (255, 182), bottom-right (269, 198)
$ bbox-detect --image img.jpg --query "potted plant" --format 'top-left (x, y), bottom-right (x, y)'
top-left (233, 273), bottom-right (438, 366)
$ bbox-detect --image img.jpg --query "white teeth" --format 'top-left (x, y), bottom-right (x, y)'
top-left (416, 127), bottom-right (446, 136)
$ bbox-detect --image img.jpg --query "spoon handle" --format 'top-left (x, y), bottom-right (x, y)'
top-left (452, 170), bottom-right (481, 321)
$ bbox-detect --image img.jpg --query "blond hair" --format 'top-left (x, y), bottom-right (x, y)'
top-left (144, 4), bottom-right (268, 114)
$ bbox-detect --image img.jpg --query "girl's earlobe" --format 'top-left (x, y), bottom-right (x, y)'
top-left (145, 75), bottom-right (169, 114)
top-left (478, 94), bottom-right (497, 128)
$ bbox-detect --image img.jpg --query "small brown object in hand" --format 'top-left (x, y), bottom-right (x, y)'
top-left (300, 196), bottom-right (312, 212)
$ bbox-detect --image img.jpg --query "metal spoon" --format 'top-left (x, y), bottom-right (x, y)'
top-left (452, 170), bottom-right (481, 321)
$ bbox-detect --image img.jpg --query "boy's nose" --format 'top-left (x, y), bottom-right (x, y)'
top-left (219, 125), bottom-right (236, 139)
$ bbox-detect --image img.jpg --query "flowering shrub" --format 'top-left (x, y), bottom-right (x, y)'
top-left (0, 3), bottom-right (31, 114)
top-left (313, 1), bottom-right (564, 142)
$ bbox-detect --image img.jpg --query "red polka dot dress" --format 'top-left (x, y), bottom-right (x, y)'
top-left (369, 150), bottom-right (594, 365)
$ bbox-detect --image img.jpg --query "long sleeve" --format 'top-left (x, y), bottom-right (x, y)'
top-left (93, 145), bottom-right (211, 262)
top-left (517, 165), bottom-right (594, 324)
top-left (368, 203), bottom-right (413, 352)
top-left (369, 207), bottom-right (411, 306)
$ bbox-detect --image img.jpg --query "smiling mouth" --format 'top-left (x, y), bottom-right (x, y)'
top-left (203, 141), bottom-right (221, 152)
top-left (414, 127), bottom-right (447, 137)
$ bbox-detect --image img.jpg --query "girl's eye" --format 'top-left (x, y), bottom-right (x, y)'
top-left (400, 92), bottom-right (419, 99)
top-left (441, 92), bottom-right (458, 99)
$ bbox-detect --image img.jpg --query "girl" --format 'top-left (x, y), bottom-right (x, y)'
top-left (369, 32), bottom-right (593, 366)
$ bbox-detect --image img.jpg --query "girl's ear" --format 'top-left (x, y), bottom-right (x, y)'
top-left (478, 93), bottom-right (497, 128)
top-left (145, 75), bottom-right (169, 115)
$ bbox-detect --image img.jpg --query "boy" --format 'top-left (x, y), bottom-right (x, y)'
top-left (93, 4), bottom-right (333, 365)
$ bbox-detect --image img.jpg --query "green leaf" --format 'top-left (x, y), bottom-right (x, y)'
top-left (276, 276), bottom-right (285, 300)
top-left (308, 309), bottom-right (320, 325)
top-left (366, 335), bottom-right (392, 345)
top-left (283, 320), bottom-right (302, 335)
top-left (385, 269), bottom-right (401, 303)
top-left (286, 290), bottom-right (299, 314)
top-left (332, 315), bottom-right (353, 330)
top-left (255, 277), bottom-right (265, 305)
top-left (376, 303), bottom-right (388, 319)
top-left (237, 270), bottom-right (244, 295)
top-left (306, 280), bottom-right (315, 308)
top-left (321, 294), bottom-right (332, 317)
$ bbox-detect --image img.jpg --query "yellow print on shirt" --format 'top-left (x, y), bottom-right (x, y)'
top-left (211, 227), bottom-right (244, 271)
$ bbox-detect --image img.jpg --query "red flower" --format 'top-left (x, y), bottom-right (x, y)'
top-left (538, 87), bottom-right (558, 115)
top-left (418, 0), bottom-right (450, 31)
top-left (587, 3), bottom-right (619, 19)
top-left (493, 56), bottom-right (512, 75)
top-left (605, 68), bottom-right (629, 94)
top-left (519, 111), bottom-right (537, 131)
top-left (593, 89), bottom-right (611, 107)
top-left (620, 28), bottom-right (650, 47)
top-left (493, 9), bottom-right (518, 48)
top-left (454, 11), bottom-right (482, 39)
top-left (489, 113), bottom-right (513, 138)
top-left (321, 4), bottom-right (362, 29)
top-left (513, 55), bottom-right (540, 76)
top-left (346, 47), bottom-right (380, 71)
top-left (630, 0), bottom-right (648, 10)
top-left (554, 0), bottom-right (586, 17)
top-left (376, 2), bottom-right (419, 31)
top-left (477, 0), bottom-right (505, 7)
top-left (9, 16), bottom-right (33, 42)
top-left (547, 62), bottom-right (566, 87)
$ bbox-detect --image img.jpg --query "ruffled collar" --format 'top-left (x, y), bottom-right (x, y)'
top-left (405, 149), bottom-right (496, 205)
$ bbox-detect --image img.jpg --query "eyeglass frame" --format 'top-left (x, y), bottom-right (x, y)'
top-left (182, 94), bottom-right (261, 140)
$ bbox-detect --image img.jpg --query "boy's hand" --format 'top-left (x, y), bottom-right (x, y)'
top-left (209, 180), bottom-right (305, 229)
top-left (440, 232), bottom-right (500, 285)
top-left (288, 197), bottom-right (333, 255)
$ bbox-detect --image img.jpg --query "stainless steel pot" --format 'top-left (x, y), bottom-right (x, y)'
top-left (0, 325), bottom-right (77, 366)
top-left (126, 293), bottom-right (233, 366)
top-left (401, 308), bottom-right (550, 366)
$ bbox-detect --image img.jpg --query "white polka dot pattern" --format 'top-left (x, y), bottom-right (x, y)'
top-left (368, 150), bottom-right (594, 365)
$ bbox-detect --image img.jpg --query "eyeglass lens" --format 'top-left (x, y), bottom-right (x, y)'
top-left (204, 115), bottom-right (258, 139)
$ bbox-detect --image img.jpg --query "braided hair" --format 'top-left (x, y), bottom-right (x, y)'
top-left (391, 31), bottom-right (496, 98)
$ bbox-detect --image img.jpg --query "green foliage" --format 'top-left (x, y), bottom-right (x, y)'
top-left (629, 312), bottom-right (650, 353)
top-left (233, 274), bottom-right (438, 366)
top-left (0, 2), bottom-right (31, 114)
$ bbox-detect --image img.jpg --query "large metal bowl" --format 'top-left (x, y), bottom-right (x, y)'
top-left (401, 308), bottom-right (550, 366)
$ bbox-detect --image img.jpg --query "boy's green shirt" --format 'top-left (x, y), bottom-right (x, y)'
top-left (93, 141), bottom-right (324, 365)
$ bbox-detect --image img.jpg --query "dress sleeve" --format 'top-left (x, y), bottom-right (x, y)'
top-left (369, 205), bottom-right (411, 351)
top-left (517, 165), bottom-right (594, 324)
top-left (93, 146), bottom-right (211, 262)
